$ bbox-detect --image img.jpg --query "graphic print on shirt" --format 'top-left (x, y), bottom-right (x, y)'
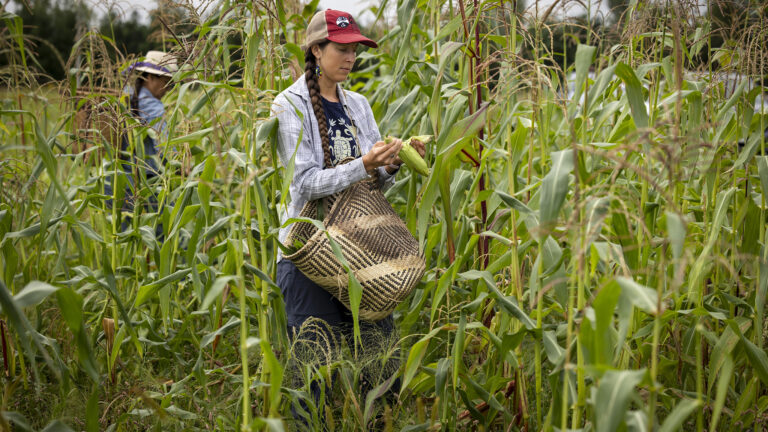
top-left (328, 117), bottom-right (358, 163)
top-left (321, 96), bottom-right (359, 166)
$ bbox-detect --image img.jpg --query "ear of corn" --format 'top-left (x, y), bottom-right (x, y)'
top-left (386, 135), bottom-right (432, 176)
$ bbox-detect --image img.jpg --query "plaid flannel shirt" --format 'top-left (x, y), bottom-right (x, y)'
top-left (271, 75), bottom-right (398, 257)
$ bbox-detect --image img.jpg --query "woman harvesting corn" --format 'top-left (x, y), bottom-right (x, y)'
top-left (272, 9), bottom-right (425, 344)
top-left (106, 50), bottom-right (177, 223)
top-left (271, 7), bottom-right (426, 417)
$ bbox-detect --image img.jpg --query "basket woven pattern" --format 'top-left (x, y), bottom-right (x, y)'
top-left (284, 174), bottom-right (425, 321)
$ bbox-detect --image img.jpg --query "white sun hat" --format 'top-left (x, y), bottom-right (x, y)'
top-left (130, 51), bottom-right (178, 78)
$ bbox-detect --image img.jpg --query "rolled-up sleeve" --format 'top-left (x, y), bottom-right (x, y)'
top-left (376, 165), bottom-right (398, 190)
top-left (272, 93), bottom-right (369, 202)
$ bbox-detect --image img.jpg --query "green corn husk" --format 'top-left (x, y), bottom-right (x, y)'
top-left (386, 135), bottom-right (432, 176)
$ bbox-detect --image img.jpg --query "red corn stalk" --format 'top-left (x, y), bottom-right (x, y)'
top-left (460, 0), bottom-right (495, 327)
top-left (458, 379), bottom-right (517, 421)
top-left (102, 318), bottom-right (116, 384)
top-left (1, 319), bottom-right (9, 378)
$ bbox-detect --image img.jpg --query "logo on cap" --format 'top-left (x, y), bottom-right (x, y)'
top-left (336, 16), bottom-right (350, 28)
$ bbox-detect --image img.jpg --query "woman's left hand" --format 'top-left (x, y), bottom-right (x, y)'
top-left (410, 138), bottom-right (427, 158)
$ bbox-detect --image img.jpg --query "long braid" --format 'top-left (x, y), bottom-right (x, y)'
top-left (130, 73), bottom-right (148, 118)
top-left (305, 45), bottom-right (333, 169)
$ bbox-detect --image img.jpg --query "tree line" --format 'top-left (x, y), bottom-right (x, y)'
top-left (1, 0), bottom-right (762, 84)
top-left (2, 0), bottom-right (187, 81)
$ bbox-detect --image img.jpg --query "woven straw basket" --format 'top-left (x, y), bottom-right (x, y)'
top-left (284, 164), bottom-right (425, 321)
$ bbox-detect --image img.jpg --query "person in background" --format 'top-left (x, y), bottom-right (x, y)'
top-left (106, 50), bottom-right (177, 228)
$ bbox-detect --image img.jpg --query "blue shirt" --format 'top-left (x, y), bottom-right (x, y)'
top-left (119, 86), bottom-right (167, 175)
top-left (137, 87), bottom-right (168, 138)
top-left (321, 96), bottom-right (360, 166)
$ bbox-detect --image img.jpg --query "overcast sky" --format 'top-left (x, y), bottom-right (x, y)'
top-left (102, 0), bottom-right (611, 24)
top-left (100, 0), bottom-right (378, 23)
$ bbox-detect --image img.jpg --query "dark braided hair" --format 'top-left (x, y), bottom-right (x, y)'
top-left (130, 72), bottom-right (149, 118)
top-left (304, 42), bottom-right (333, 169)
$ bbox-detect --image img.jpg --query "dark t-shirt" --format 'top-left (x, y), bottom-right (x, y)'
top-left (321, 97), bottom-right (360, 166)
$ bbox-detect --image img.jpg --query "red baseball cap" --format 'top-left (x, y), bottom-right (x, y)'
top-left (302, 9), bottom-right (378, 51)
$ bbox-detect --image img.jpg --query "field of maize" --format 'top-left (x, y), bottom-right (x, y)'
top-left (1, 0), bottom-right (767, 430)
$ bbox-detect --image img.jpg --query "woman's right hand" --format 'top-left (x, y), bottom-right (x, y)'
top-left (362, 138), bottom-right (403, 172)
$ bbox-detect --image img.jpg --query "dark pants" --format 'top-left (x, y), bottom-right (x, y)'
top-left (276, 259), bottom-right (400, 428)
top-left (104, 135), bottom-right (164, 235)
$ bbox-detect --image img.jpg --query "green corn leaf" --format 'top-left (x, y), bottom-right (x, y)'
top-left (200, 275), bottom-right (236, 310)
top-left (167, 204), bottom-right (200, 240)
top-left (284, 43), bottom-right (304, 70)
top-left (731, 377), bottom-right (758, 429)
top-left (594, 369), bottom-right (646, 432)
top-left (1, 411), bottom-right (32, 432)
top-left (242, 263), bottom-right (280, 292)
top-left (56, 287), bottom-right (98, 381)
top-left (453, 314), bottom-right (466, 389)
top-left (615, 62), bottom-right (649, 129)
top-left (436, 102), bottom-right (489, 157)
top-left (571, 44), bottom-right (597, 109)
top-left (100, 256), bottom-right (143, 358)
top-left (34, 122), bottom-right (57, 177)
top-left (250, 417), bottom-right (285, 432)
top-left (401, 333), bottom-right (433, 396)
top-left (539, 150), bottom-right (574, 229)
top-left (688, 187), bottom-right (736, 303)
top-left (709, 317), bottom-right (751, 392)
top-left (188, 88), bottom-right (214, 117)
top-left (495, 190), bottom-right (535, 216)
top-left (0, 280), bottom-right (56, 383)
top-left (364, 372), bottom-right (399, 426)
top-left (380, 85), bottom-right (420, 133)
top-left (715, 79), bottom-right (746, 123)
top-left (259, 338), bottom-right (284, 416)
top-left (198, 155), bottom-right (216, 222)
top-left (458, 269), bottom-right (535, 329)
top-left (200, 316), bottom-right (241, 348)
top-left (428, 40), bottom-right (464, 133)
top-left (434, 357), bottom-right (451, 411)
top-left (425, 16), bottom-right (463, 46)
top-left (586, 65), bottom-right (618, 115)
top-left (542, 331), bottom-right (565, 364)
top-left (738, 331), bottom-right (768, 386)
top-left (665, 211), bottom-right (686, 260)
top-left (40, 184), bottom-right (56, 238)
top-left (625, 410), bottom-right (648, 432)
top-left (40, 420), bottom-right (76, 432)
top-left (135, 268), bottom-right (193, 306)
top-left (591, 280), bottom-right (622, 365)
top-left (616, 277), bottom-right (659, 315)
top-left (167, 127), bottom-right (214, 146)
top-left (13, 281), bottom-right (59, 308)
top-left (460, 373), bottom-right (506, 413)
top-left (138, 225), bottom-right (160, 253)
top-left (85, 385), bottom-right (100, 432)
top-left (658, 398), bottom-right (701, 432)
top-left (710, 355), bottom-right (733, 431)
top-left (585, 196), bottom-right (610, 246)
top-left (2, 12), bottom-right (26, 67)
top-left (758, 156), bottom-right (768, 206)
